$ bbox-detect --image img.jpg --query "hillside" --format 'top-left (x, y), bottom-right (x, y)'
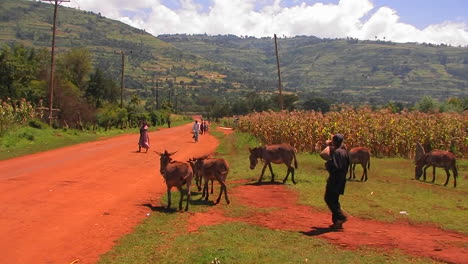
top-left (0, 0), bottom-right (241, 112)
top-left (161, 34), bottom-right (468, 104)
top-left (0, 0), bottom-right (467, 107)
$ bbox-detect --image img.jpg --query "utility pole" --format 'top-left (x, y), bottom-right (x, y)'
top-left (274, 34), bottom-right (284, 111)
top-left (152, 73), bottom-right (160, 110)
top-left (114, 50), bottom-right (131, 108)
top-left (43, 0), bottom-right (70, 125)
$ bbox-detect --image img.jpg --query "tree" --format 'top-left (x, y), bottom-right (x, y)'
top-left (86, 68), bottom-right (118, 107)
top-left (0, 44), bottom-right (47, 100)
top-left (57, 48), bottom-right (92, 91)
top-left (302, 97), bottom-right (331, 112)
top-left (416, 96), bottom-right (438, 113)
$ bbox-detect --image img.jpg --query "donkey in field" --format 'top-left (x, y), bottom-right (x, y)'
top-left (348, 147), bottom-right (371, 181)
top-left (249, 143), bottom-right (298, 184)
top-left (156, 150), bottom-right (193, 211)
top-left (189, 156), bottom-right (230, 204)
top-left (415, 143), bottom-right (458, 187)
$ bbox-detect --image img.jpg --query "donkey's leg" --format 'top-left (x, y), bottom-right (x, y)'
top-left (452, 166), bottom-right (458, 188)
top-left (282, 165), bottom-right (291, 183)
top-left (177, 186), bottom-right (184, 211)
top-left (347, 164), bottom-right (353, 180)
top-left (185, 182), bottom-right (191, 211)
top-left (216, 180), bottom-right (230, 204)
top-left (203, 179), bottom-right (210, 201)
top-left (423, 165), bottom-right (430, 181)
top-left (288, 166), bottom-right (297, 184)
top-left (166, 187), bottom-right (172, 210)
top-left (431, 166), bottom-right (436, 183)
top-left (268, 163), bottom-right (275, 182)
top-left (258, 163), bottom-right (268, 183)
top-left (210, 180), bottom-right (214, 194)
top-left (360, 163), bottom-right (366, 182)
top-left (443, 168), bottom-right (451, 187)
top-left (353, 164), bottom-right (357, 179)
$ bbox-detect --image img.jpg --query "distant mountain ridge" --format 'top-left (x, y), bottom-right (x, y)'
top-left (1, 0), bottom-right (467, 105)
top-left (161, 34), bottom-right (468, 104)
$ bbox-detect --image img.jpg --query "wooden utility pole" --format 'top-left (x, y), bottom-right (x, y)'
top-left (274, 34), bottom-right (284, 110)
top-left (114, 50), bottom-right (131, 108)
top-left (43, 0), bottom-right (69, 125)
top-left (152, 73), bottom-right (160, 110)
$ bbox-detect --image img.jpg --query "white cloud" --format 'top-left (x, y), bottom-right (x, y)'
top-left (63, 0), bottom-right (468, 46)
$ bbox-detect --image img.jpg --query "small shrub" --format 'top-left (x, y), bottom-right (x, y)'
top-left (28, 119), bottom-right (46, 129)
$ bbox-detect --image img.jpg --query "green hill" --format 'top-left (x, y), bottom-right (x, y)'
top-left (0, 0), bottom-right (240, 112)
top-left (1, 0), bottom-right (467, 108)
top-left (161, 34), bottom-right (468, 104)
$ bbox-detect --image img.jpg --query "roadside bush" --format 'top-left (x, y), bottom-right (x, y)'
top-left (28, 119), bottom-right (47, 129)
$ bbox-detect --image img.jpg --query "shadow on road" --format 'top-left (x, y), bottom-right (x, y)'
top-left (300, 226), bottom-right (342, 236)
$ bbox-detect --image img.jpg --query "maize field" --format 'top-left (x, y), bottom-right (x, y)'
top-left (236, 107), bottom-right (468, 158)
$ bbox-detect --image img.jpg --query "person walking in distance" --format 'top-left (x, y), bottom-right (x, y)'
top-left (192, 120), bottom-right (200, 142)
top-left (324, 134), bottom-right (349, 229)
top-left (138, 120), bottom-right (150, 153)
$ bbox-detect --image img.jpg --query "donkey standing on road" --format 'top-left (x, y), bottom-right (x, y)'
top-left (249, 143), bottom-right (298, 184)
top-left (156, 150), bottom-right (193, 211)
top-left (189, 156), bottom-right (230, 204)
top-left (415, 143), bottom-right (458, 187)
top-left (348, 147), bottom-right (371, 181)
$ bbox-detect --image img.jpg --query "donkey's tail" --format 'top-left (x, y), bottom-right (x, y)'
top-left (368, 157), bottom-right (371, 170)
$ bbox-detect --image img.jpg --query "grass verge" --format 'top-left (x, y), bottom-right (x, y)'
top-left (0, 119), bottom-right (190, 161)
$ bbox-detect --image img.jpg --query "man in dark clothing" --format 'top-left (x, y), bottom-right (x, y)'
top-left (324, 134), bottom-right (349, 229)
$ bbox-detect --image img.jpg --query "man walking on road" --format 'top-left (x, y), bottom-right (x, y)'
top-left (192, 120), bottom-right (200, 142)
top-left (324, 134), bottom-right (349, 229)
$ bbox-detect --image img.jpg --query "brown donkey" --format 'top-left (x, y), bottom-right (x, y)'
top-left (156, 150), bottom-right (193, 211)
top-left (415, 143), bottom-right (458, 187)
top-left (348, 147), bottom-right (371, 181)
top-left (189, 156), bottom-right (230, 204)
top-left (249, 143), bottom-right (298, 184)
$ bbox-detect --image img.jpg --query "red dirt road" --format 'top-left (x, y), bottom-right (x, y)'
top-left (0, 123), bottom-right (219, 264)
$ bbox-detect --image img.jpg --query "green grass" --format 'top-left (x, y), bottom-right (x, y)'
top-left (213, 131), bottom-right (468, 232)
top-left (100, 221), bottom-right (442, 264)
top-left (292, 155), bottom-right (468, 232)
top-left (98, 128), bottom-right (459, 263)
top-left (0, 119), bottom-right (190, 160)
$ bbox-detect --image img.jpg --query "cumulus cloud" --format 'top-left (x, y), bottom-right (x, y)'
top-left (63, 0), bottom-right (468, 46)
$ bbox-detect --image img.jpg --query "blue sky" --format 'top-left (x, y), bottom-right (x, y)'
top-left (64, 0), bottom-right (468, 46)
top-left (157, 0), bottom-right (467, 29)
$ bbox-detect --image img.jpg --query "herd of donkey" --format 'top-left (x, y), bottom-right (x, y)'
top-left (155, 134), bottom-right (459, 211)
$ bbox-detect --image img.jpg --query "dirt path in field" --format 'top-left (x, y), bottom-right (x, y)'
top-left (0, 120), bottom-right (219, 264)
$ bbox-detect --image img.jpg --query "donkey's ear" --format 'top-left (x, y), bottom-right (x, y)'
top-left (415, 142), bottom-right (425, 162)
top-left (169, 151), bottom-right (177, 156)
top-left (154, 151), bottom-right (162, 156)
top-left (248, 147), bottom-right (252, 152)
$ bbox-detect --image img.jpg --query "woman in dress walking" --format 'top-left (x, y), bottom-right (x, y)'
top-left (138, 120), bottom-right (150, 153)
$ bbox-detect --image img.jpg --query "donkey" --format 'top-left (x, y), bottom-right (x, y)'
top-left (415, 143), bottom-right (458, 187)
top-left (156, 150), bottom-right (193, 211)
top-left (348, 147), bottom-right (371, 181)
top-left (191, 156), bottom-right (214, 195)
top-left (189, 156), bottom-right (230, 204)
top-left (249, 143), bottom-right (298, 184)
